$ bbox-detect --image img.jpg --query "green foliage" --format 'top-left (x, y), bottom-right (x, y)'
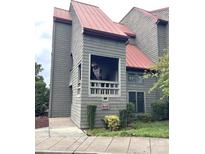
top-left (103, 115), bottom-right (120, 131)
top-left (137, 113), bottom-right (152, 122)
top-left (126, 103), bottom-right (135, 123)
top-left (87, 105), bottom-right (97, 129)
top-left (87, 121), bottom-right (169, 138)
top-left (151, 102), bottom-right (169, 120)
top-left (119, 109), bottom-right (128, 128)
top-left (144, 50), bottom-right (169, 101)
top-left (35, 62), bottom-right (49, 116)
top-left (119, 103), bottom-right (135, 128)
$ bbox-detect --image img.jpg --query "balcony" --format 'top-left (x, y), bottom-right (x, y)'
top-left (90, 80), bottom-right (119, 96)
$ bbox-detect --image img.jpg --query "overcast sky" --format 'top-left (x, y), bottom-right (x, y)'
top-left (34, 0), bottom-right (169, 86)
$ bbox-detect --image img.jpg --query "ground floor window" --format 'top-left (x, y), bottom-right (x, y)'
top-left (128, 91), bottom-right (145, 113)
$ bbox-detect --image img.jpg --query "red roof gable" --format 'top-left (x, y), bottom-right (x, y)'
top-left (114, 22), bottom-right (136, 37)
top-left (71, 1), bottom-right (127, 38)
top-left (54, 7), bottom-right (72, 21)
top-left (126, 44), bottom-right (154, 69)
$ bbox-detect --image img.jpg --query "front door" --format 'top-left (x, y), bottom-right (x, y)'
top-left (128, 91), bottom-right (145, 113)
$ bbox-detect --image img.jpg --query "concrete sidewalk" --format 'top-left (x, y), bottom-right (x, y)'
top-left (35, 118), bottom-right (168, 154)
top-left (36, 136), bottom-right (168, 154)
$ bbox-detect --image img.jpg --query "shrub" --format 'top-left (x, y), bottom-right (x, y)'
top-left (127, 103), bottom-right (135, 123)
top-left (118, 103), bottom-right (135, 128)
top-left (119, 109), bottom-right (128, 128)
top-left (103, 115), bottom-right (120, 131)
top-left (137, 113), bottom-right (152, 122)
top-left (151, 102), bottom-right (169, 120)
top-left (87, 105), bottom-right (97, 129)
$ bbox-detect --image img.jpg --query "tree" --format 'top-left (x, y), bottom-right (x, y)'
top-left (144, 49), bottom-right (169, 102)
top-left (35, 62), bottom-right (49, 116)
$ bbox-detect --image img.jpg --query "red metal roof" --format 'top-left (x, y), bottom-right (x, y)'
top-left (53, 7), bottom-right (72, 21)
top-left (114, 22), bottom-right (136, 37)
top-left (71, 1), bottom-right (127, 38)
top-left (126, 44), bottom-right (154, 69)
top-left (121, 7), bottom-right (168, 23)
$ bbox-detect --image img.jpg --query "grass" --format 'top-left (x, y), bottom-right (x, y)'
top-left (86, 120), bottom-right (169, 138)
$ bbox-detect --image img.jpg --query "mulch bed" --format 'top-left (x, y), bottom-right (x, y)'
top-left (35, 116), bottom-right (49, 129)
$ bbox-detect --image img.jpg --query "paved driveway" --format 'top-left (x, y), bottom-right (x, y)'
top-left (35, 118), bottom-right (169, 154)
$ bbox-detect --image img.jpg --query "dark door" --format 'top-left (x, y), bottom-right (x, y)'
top-left (137, 92), bottom-right (145, 113)
top-left (128, 92), bottom-right (137, 112)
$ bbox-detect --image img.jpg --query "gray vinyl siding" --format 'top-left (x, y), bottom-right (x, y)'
top-left (120, 8), bottom-right (159, 63)
top-left (150, 8), bottom-right (169, 21)
top-left (80, 35), bottom-right (127, 128)
top-left (49, 21), bottom-right (72, 117)
top-left (157, 23), bottom-right (169, 56)
top-left (69, 5), bottom-right (83, 128)
top-left (126, 70), bottom-right (158, 112)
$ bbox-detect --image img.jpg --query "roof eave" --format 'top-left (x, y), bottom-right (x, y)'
top-left (126, 66), bottom-right (151, 71)
top-left (53, 17), bottom-right (72, 24)
top-left (83, 28), bottom-right (128, 42)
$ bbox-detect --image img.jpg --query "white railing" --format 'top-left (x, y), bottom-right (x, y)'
top-left (90, 80), bottom-right (119, 96)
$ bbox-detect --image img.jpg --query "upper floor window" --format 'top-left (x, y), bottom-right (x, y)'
top-left (90, 55), bottom-right (119, 81)
top-left (128, 73), bottom-right (144, 84)
top-left (128, 73), bottom-right (135, 82)
top-left (89, 54), bottom-right (120, 97)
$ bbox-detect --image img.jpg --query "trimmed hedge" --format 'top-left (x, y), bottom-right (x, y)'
top-left (151, 102), bottom-right (169, 120)
top-left (119, 103), bottom-right (135, 128)
top-left (126, 103), bottom-right (135, 123)
top-left (119, 109), bottom-right (128, 128)
top-left (87, 105), bottom-right (97, 129)
top-left (137, 113), bottom-right (152, 122)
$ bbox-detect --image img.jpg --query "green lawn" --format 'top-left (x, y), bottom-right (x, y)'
top-left (86, 120), bottom-right (169, 138)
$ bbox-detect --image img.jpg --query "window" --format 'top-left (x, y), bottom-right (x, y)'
top-left (77, 63), bottom-right (81, 95)
top-left (70, 54), bottom-right (73, 71)
top-left (136, 74), bottom-right (144, 84)
top-left (128, 91), bottom-right (145, 113)
top-left (90, 55), bottom-right (118, 81)
top-left (128, 73), bottom-right (136, 82)
top-left (89, 54), bottom-right (120, 97)
top-left (128, 73), bottom-right (144, 84)
top-left (137, 92), bottom-right (145, 113)
top-left (78, 63), bottom-right (81, 81)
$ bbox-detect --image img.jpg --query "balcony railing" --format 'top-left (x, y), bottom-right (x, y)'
top-left (90, 80), bottom-right (119, 96)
